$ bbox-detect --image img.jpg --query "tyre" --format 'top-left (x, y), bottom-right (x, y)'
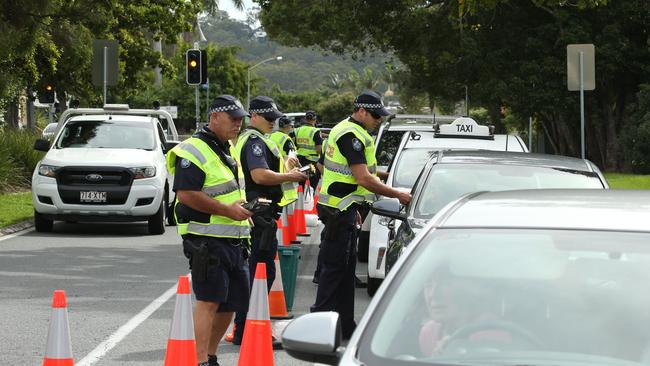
top-left (148, 203), bottom-right (165, 235)
top-left (357, 230), bottom-right (369, 262)
top-left (34, 211), bottom-right (53, 232)
top-left (367, 269), bottom-right (382, 297)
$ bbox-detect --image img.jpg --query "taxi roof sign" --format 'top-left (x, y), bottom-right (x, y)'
top-left (436, 117), bottom-right (493, 140)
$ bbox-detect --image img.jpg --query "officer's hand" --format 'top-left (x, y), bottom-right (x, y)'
top-left (286, 156), bottom-right (300, 170)
top-left (225, 201), bottom-right (253, 221)
top-left (396, 191), bottom-right (412, 206)
top-left (287, 168), bottom-right (308, 182)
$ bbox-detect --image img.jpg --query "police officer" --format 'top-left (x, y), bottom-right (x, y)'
top-left (167, 95), bottom-right (253, 366)
top-left (231, 96), bottom-right (307, 346)
top-left (294, 110), bottom-right (322, 191)
top-left (311, 90), bottom-right (411, 339)
top-left (269, 115), bottom-right (298, 163)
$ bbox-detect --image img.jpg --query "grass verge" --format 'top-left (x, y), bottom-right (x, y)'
top-left (604, 173), bottom-right (650, 190)
top-left (0, 192), bottom-right (33, 229)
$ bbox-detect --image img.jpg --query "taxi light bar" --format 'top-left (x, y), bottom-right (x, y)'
top-left (435, 117), bottom-right (494, 140)
top-left (103, 104), bottom-right (130, 111)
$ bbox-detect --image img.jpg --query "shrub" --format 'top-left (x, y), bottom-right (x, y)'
top-left (0, 129), bottom-right (44, 192)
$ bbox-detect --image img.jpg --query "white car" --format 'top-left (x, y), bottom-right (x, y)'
top-left (365, 117), bottom-right (528, 295)
top-left (31, 104), bottom-right (179, 235)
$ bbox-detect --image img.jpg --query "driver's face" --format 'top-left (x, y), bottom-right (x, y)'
top-left (424, 280), bottom-right (467, 325)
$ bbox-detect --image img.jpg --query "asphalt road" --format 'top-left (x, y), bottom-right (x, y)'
top-left (0, 219), bottom-right (372, 365)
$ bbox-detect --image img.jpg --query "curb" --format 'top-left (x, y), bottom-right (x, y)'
top-left (0, 219), bottom-right (34, 237)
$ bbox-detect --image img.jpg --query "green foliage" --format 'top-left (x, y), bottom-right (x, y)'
top-left (316, 92), bottom-right (356, 126)
top-left (0, 129), bottom-right (43, 192)
top-left (604, 173), bottom-right (650, 190)
top-left (0, 192), bottom-right (33, 228)
top-left (622, 85), bottom-right (650, 174)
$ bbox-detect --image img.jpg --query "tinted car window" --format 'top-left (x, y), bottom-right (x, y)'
top-left (376, 130), bottom-right (405, 167)
top-left (360, 228), bottom-right (650, 366)
top-left (56, 120), bottom-right (155, 150)
top-left (415, 164), bottom-right (604, 219)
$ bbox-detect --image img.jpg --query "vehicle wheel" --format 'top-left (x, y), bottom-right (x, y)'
top-left (165, 192), bottom-right (176, 226)
top-left (34, 211), bottom-right (53, 232)
top-left (357, 230), bottom-right (369, 262)
top-left (367, 269), bottom-right (382, 297)
top-left (148, 203), bottom-right (165, 235)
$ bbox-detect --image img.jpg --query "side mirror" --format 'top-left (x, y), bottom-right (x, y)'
top-left (34, 139), bottom-right (50, 152)
top-left (282, 312), bottom-right (342, 365)
top-left (371, 198), bottom-right (406, 221)
top-left (165, 140), bottom-right (180, 152)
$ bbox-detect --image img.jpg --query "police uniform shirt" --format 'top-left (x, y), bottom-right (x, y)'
top-left (326, 116), bottom-right (368, 198)
top-left (312, 128), bottom-right (324, 147)
top-left (240, 127), bottom-right (283, 204)
top-left (173, 126), bottom-right (239, 222)
top-left (282, 137), bottom-right (296, 156)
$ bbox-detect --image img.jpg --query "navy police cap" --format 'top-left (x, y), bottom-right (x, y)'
top-left (209, 95), bottom-right (249, 118)
top-left (249, 95), bottom-right (283, 121)
top-left (354, 90), bottom-right (390, 117)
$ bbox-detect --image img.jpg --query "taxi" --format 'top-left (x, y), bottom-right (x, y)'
top-left (283, 189), bottom-right (650, 366)
top-left (363, 117), bottom-right (527, 294)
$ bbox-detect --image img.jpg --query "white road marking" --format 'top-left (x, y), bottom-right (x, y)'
top-left (76, 275), bottom-right (188, 366)
top-left (0, 228), bottom-right (31, 242)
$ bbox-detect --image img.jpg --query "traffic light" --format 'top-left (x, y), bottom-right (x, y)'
top-left (39, 84), bottom-right (55, 104)
top-left (186, 49), bottom-right (201, 85)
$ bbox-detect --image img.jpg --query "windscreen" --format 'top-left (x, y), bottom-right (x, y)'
top-left (415, 164), bottom-right (604, 219)
top-left (55, 120), bottom-right (155, 150)
top-left (392, 149), bottom-right (437, 188)
top-left (360, 228), bottom-right (650, 366)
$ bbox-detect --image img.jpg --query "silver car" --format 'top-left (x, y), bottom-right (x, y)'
top-left (283, 189), bottom-right (650, 366)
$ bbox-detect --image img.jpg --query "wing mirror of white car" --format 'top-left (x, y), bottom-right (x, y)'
top-left (282, 312), bottom-right (342, 365)
top-left (34, 139), bottom-right (51, 152)
top-left (371, 198), bottom-right (407, 221)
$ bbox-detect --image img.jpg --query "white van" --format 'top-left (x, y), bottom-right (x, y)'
top-left (31, 104), bottom-right (180, 235)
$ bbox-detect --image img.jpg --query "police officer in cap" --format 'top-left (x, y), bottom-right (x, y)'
top-left (311, 90), bottom-right (411, 339)
top-left (167, 95), bottom-right (253, 366)
top-left (269, 115), bottom-right (298, 163)
top-left (294, 110), bottom-right (322, 191)
top-left (230, 96), bottom-right (307, 346)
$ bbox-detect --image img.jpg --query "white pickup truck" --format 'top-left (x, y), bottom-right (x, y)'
top-left (31, 104), bottom-right (180, 235)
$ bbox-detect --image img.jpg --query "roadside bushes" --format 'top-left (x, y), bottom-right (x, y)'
top-left (0, 129), bottom-right (43, 193)
top-left (622, 85), bottom-right (650, 174)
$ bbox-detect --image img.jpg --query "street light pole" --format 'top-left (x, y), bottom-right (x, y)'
top-left (247, 56), bottom-right (283, 108)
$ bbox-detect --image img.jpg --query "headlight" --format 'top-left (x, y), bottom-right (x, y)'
top-left (38, 164), bottom-right (60, 178)
top-left (129, 166), bottom-right (156, 179)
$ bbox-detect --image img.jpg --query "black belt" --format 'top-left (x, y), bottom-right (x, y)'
top-left (182, 234), bottom-right (246, 247)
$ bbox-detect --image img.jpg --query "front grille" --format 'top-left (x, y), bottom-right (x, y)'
top-left (56, 166), bottom-right (134, 205)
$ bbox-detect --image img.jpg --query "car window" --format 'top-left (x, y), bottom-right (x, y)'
top-left (414, 164), bottom-right (604, 219)
top-left (376, 130), bottom-right (405, 167)
top-left (360, 228), bottom-right (650, 366)
top-left (56, 120), bottom-right (155, 150)
top-left (392, 149), bottom-right (437, 188)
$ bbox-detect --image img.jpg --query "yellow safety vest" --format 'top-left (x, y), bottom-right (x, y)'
top-left (234, 129), bottom-right (298, 207)
top-left (320, 119), bottom-right (377, 211)
top-left (167, 137), bottom-right (250, 239)
top-left (269, 131), bottom-right (292, 159)
top-left (294, 125), bottom-right (320, 162)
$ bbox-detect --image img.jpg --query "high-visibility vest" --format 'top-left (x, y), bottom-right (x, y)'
top-left (269, 131), bottom-right (291, 159)
top-left (167, 137), bottom-right (250, 239)
top-left (234, 129), bottom-right (298, 207)
top-left (319, 119), bottom-right (378, 211)
top-left (294, 125), bottom-right (320, 162)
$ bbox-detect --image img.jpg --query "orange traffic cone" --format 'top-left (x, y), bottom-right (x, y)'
top-left (280, 210), bottom-right (291, 246)
top-left (238, 263), bottom-right (274, 366)
top-left (295, 185), bottom-right (308, 236)
top-left (164, 276), bottom-right (197, 366)
top-left (269, 253), bottom-right (293, 320)
top-left (43, 290), bottom-right (74, 366)
top-left (287, 203), bottom-right (300, 244)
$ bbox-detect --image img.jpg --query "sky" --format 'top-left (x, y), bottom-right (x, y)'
top-left (219, 0), bottom-right (256, 22)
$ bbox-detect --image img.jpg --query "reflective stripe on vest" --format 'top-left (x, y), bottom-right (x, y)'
top-left (167, 137), bottom-right (250, 239)
top-left (269, 131), bottom-right (290, 158)
top-left (235, 129), bottom-right (298, 206)
top-left (320, 119), bottom-right (378, 211)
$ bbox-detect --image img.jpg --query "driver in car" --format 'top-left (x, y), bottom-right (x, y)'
top-left (418, 272), bottom-right (513, 356)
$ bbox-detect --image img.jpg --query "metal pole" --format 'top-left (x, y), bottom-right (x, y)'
top-left (528, 116), bottom-right (533, 152)
top-left (206, 77), bottom-right (210, 117)
top-left (103, 46), bottom-right (107, 105)
top-left (195, 85), bottom-right (200, 132)
top-left (579, 51), bottom-right (585, 159)
top-left (247, 68), bottom-right (251, 110)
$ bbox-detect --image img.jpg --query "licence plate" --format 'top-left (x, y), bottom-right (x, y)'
top-left (80, 191), bottom-right (107, 202)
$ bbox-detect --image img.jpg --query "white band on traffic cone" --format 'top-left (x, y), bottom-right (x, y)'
top-left (45, 308), bottom-right (73, 359)
top-left (169, 294), bottom-right (194, 340)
